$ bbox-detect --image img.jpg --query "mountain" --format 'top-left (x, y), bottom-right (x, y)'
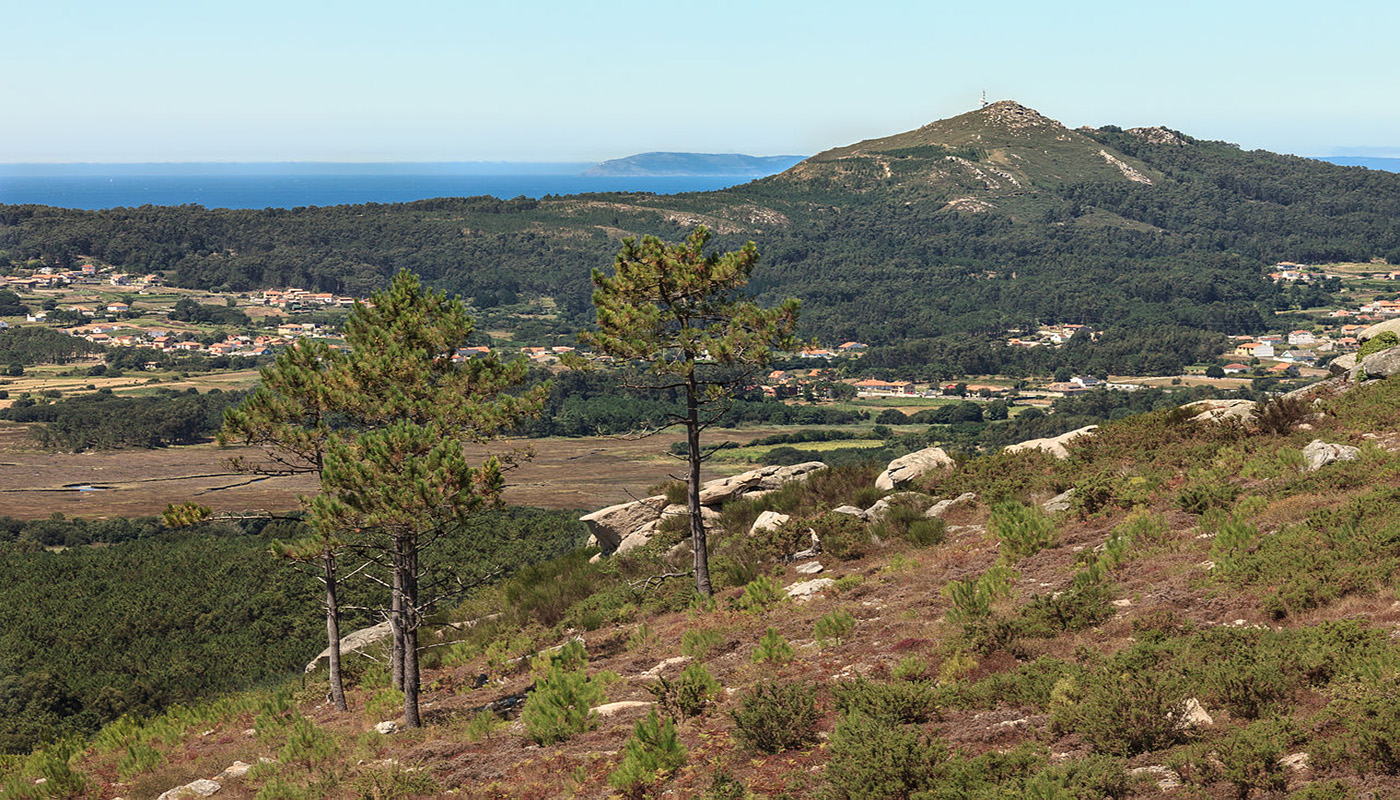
top-left (4, 101), bottom-right (1400, 346)
top-left (582, 152), bottom-right (806, 177)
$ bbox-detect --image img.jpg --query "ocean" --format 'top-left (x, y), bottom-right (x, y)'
top-left (0, 171), bottom-right (762, 211)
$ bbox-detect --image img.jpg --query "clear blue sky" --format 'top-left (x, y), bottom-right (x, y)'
top-left (4, 0), bottom-right (1396, 162)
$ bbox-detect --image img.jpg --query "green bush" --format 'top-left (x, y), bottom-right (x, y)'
top-left (990, 501), bottom-right (1056, 561)
top-left (751, 628), bottom-right (794, 665)
top-left (824, 712), bottom-right (946, 799)
top-left (1052, 658), bottom-right (1186, 756)
top-left (944, 564), bottom-right (1015, 625)
top-left (680, 628), bottom-right (726, 660)
top-left (1358, 330), bottom-right (1400, 359)
top-left (812, 512), bottom-right (872, 560)
top-left (733, 575), bottom-right (785, 614)
top-left (1213, 719), bottom-right (1293, 797)
top-left (521, 652), bottom-right (605, 745)
top-left (730, 682), bottom-right (819, 754)
top-left (831, 677), bottom-right (939, 724)
top-left (813, 609), bottom-right (856, 646)
top-left (608, 709), bottom-right (687, 799)
top-left (503, 550), bottom-right (607, 628)
top-left (647, 663), bottom-right (720, 719)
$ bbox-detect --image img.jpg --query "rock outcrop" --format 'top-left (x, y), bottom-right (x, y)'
top-left (581, 496), bottom-right (666, 552)
top-left (875, 447), bottom-right (954, 491)
top-left (925, 492), bottom-right (977, 518)
top-left (1360, 346), bottom-right (1400, 379)
top-left (157, 780), bottom-right (222, 800)
top-left (305, 620), bottom-right (392, 674)
top-left (1003, 426), bottom-right (1098, 459)
top-left (1183, 399), bottom-right (1257, 427)
top-left (581, 462), bottom-right (825, 556)
top-left (1357, 318), bottom-right (1400, 342)
top-left (1302, 439), bottom-right (1360, 472)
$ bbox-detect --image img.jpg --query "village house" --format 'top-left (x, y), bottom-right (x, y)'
top-left (852, 378), bottom-right (915, 395)
top-left (1223, 363), bottom-right (1249, 374)
top-left (1287, 330), bottom-right (1316, 346)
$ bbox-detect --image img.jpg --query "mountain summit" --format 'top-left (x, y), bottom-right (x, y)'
top-left (776, 100), bottom-right (1159, 203)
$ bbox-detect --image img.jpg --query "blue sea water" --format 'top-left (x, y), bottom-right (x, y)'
top-left (0, 173), bottom-right (762, 211)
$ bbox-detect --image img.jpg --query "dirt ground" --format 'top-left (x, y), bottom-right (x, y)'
top-left (0, 423), bottom-right (768, 519)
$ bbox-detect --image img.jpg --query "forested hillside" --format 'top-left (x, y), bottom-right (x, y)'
top-left (3, 102), bottom-right (1397, 344)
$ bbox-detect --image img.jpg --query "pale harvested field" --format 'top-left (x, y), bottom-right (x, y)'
top-left (0, 423), bottom-right (768, 519)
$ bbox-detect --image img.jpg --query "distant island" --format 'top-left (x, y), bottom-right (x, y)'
top-left (582, 152), bottom-right (806, 177)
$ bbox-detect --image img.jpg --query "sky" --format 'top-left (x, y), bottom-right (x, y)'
top-left (4, 0), bottom-right (1398, 163)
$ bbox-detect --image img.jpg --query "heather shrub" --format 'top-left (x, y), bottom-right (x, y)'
top-left (831, 677), bottom-right (939, 724)
top-left (824, 712), bottom-right (946, 799)
top-left (648, 663), bottom-right (720, 719)
top-left (812, 512), bottom-right (872, 560)
top-left (730, 682), bottom-right (819, 754)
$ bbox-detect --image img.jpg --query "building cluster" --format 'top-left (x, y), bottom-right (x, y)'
top-left (1004, 324), bottom-right (1091, 347)
top-left (1, 264), bottom-right (163, 290)
top-left (67, 324), bottom-right (286, 357)
top-left (255, 288), bottom-right (360, 309)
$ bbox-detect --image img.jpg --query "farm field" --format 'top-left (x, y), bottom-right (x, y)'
top-left (0, 424), bottom-right (774, 519)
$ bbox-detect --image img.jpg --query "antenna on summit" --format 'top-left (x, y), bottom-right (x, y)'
top-left (981, 90), bottom-right (988, 108)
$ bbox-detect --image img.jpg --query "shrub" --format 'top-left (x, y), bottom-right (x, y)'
top-left (1213, 719), bottom-right (1293, 797)
top-left (811, 512), bottom-right (873, 561)
top-left (730, 682), bottom-right (819, 754)
top-left (117, 739), bottom-right (165, 781)
top-left (990, 501), bottom-right (1056, 561)
top-left (278, 716), bottom-right (339, 769)
top-left (944, 564), bottom-right (1016, 625)
top-left (627, 622), bottom-right (656, 652)
top-left (521, 657), bottom-right (604, 745)
top-left (1255, 394), bottom-right (1311, 435)
top-left (824, 712), bottom-right (946, 799)
top-left (703, 771), bottom-right (747, 800)
top-left (461, 709), bottom-right (505, 743)
top-left (1208, 514), bottom-right (1261, 572)
top-left (647, 663), bottom-right (720, 719)
top-left (680, 628), bottom-right (726, 660)
top-left (608, 709), bottom-right (688, 799)
top-left (503, 550), bottom-right (606, 628)
top-left (1053, 662), bottom-right (1185, 756)
top-left (1358, 330), bottom-right (1399, 359)
top-left (831, 677), bottom-right (940, 724)
top-left (813, 609), bottom-right (856, 646)
top-left (892, 654), bottom-right (928, 681)
top-left (752, 628), bottom-right (794, 665)
top-left (733, 575), bottom-right (785, 614)
top-left (1175, 479), bottom-right (1240, 515)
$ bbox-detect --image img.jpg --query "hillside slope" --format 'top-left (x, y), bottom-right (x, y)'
top-left (4, 101), bottom-right (1400, 342)
top-left (11, 370), bottom-right (1400, 798)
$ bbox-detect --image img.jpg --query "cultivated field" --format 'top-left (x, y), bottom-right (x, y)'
top-left (0, 423), bottom-right (768, 519)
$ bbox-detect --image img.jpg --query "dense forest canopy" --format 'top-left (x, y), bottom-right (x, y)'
top-left (2, 103), bottom-right (1395, 346)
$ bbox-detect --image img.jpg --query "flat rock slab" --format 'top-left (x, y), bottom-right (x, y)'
top-left (795, 561), bottom-right (824, 574)
top-left (785, 577), bottom-right (835, 601)
top-left (641, 656), bottom-right (691, 679)
top-left (157, 779), bottom-right (222, 800)
top-left (1302, 439), bottom-right (1360, 472)
top-left (306, 620), bottom-right (392, 674)
top-left (926, 492), bottom-right (976, 518)
top-left (593, 700), bottom-right (653, 717)
top-left (876, 447), bottom-right (953, 491)
top-left (1003, 425), bottom-right (1098, 459)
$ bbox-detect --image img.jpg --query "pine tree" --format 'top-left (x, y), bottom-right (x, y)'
top-left (579, 227), bottom-right (799, 596)
top-left (310, 270), bottom-right (544, 727)
top-left (220, 339), bottom-right (350, 711)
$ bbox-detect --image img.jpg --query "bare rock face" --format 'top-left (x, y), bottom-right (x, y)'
top-left (876, 447), bottom-right (954, 491)
top-left (698, 462), bottom-right (826, 505)
top-left (1183, 399), bottom-right (1258, 427)
top-left (1361, 346), bottom-right (1400, 379)
top-left (580, 496), bottom-right (666, 553)
top-left (1172, 698), bottom-right (1215, 731)
top-left (305, 620), bottom-right (391, 674)
top-left (1126, 126), bottom-right (1188, 146)
top-left (925, 492), bottom-right (976, 518)
top-left (1329, 352), bottom-right (1357, 376)
top-left (1357, 318), bottom-right (1400, 342)
top-left (785, 577), bottom-right (835, 601)
top-left (374, 721), bottom-right (398, 735)
top-left (157, 779), bottom-right (222, 800)
top-left (1042, 489), bottom-right (1075, 514)
top-left (1302, 439), bottom-right (1360, 472)
top-left (592, 700), bottom-right (653, 718)
top-left (748, 511), bottom-right (791, 537)
top-left (832, 505), bottom-right (868, 519)
top-left (1003, 426), bottom-right (1098, 460)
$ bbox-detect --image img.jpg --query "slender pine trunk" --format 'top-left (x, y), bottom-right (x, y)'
top-left (401, 534), bottom-right (422, 728)
top-left (687, 372), bottom-right (712, 597)
top-left (390, 539), bottom-right (404, 692)
top-left (324, 550), bottom-right (348, 712)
